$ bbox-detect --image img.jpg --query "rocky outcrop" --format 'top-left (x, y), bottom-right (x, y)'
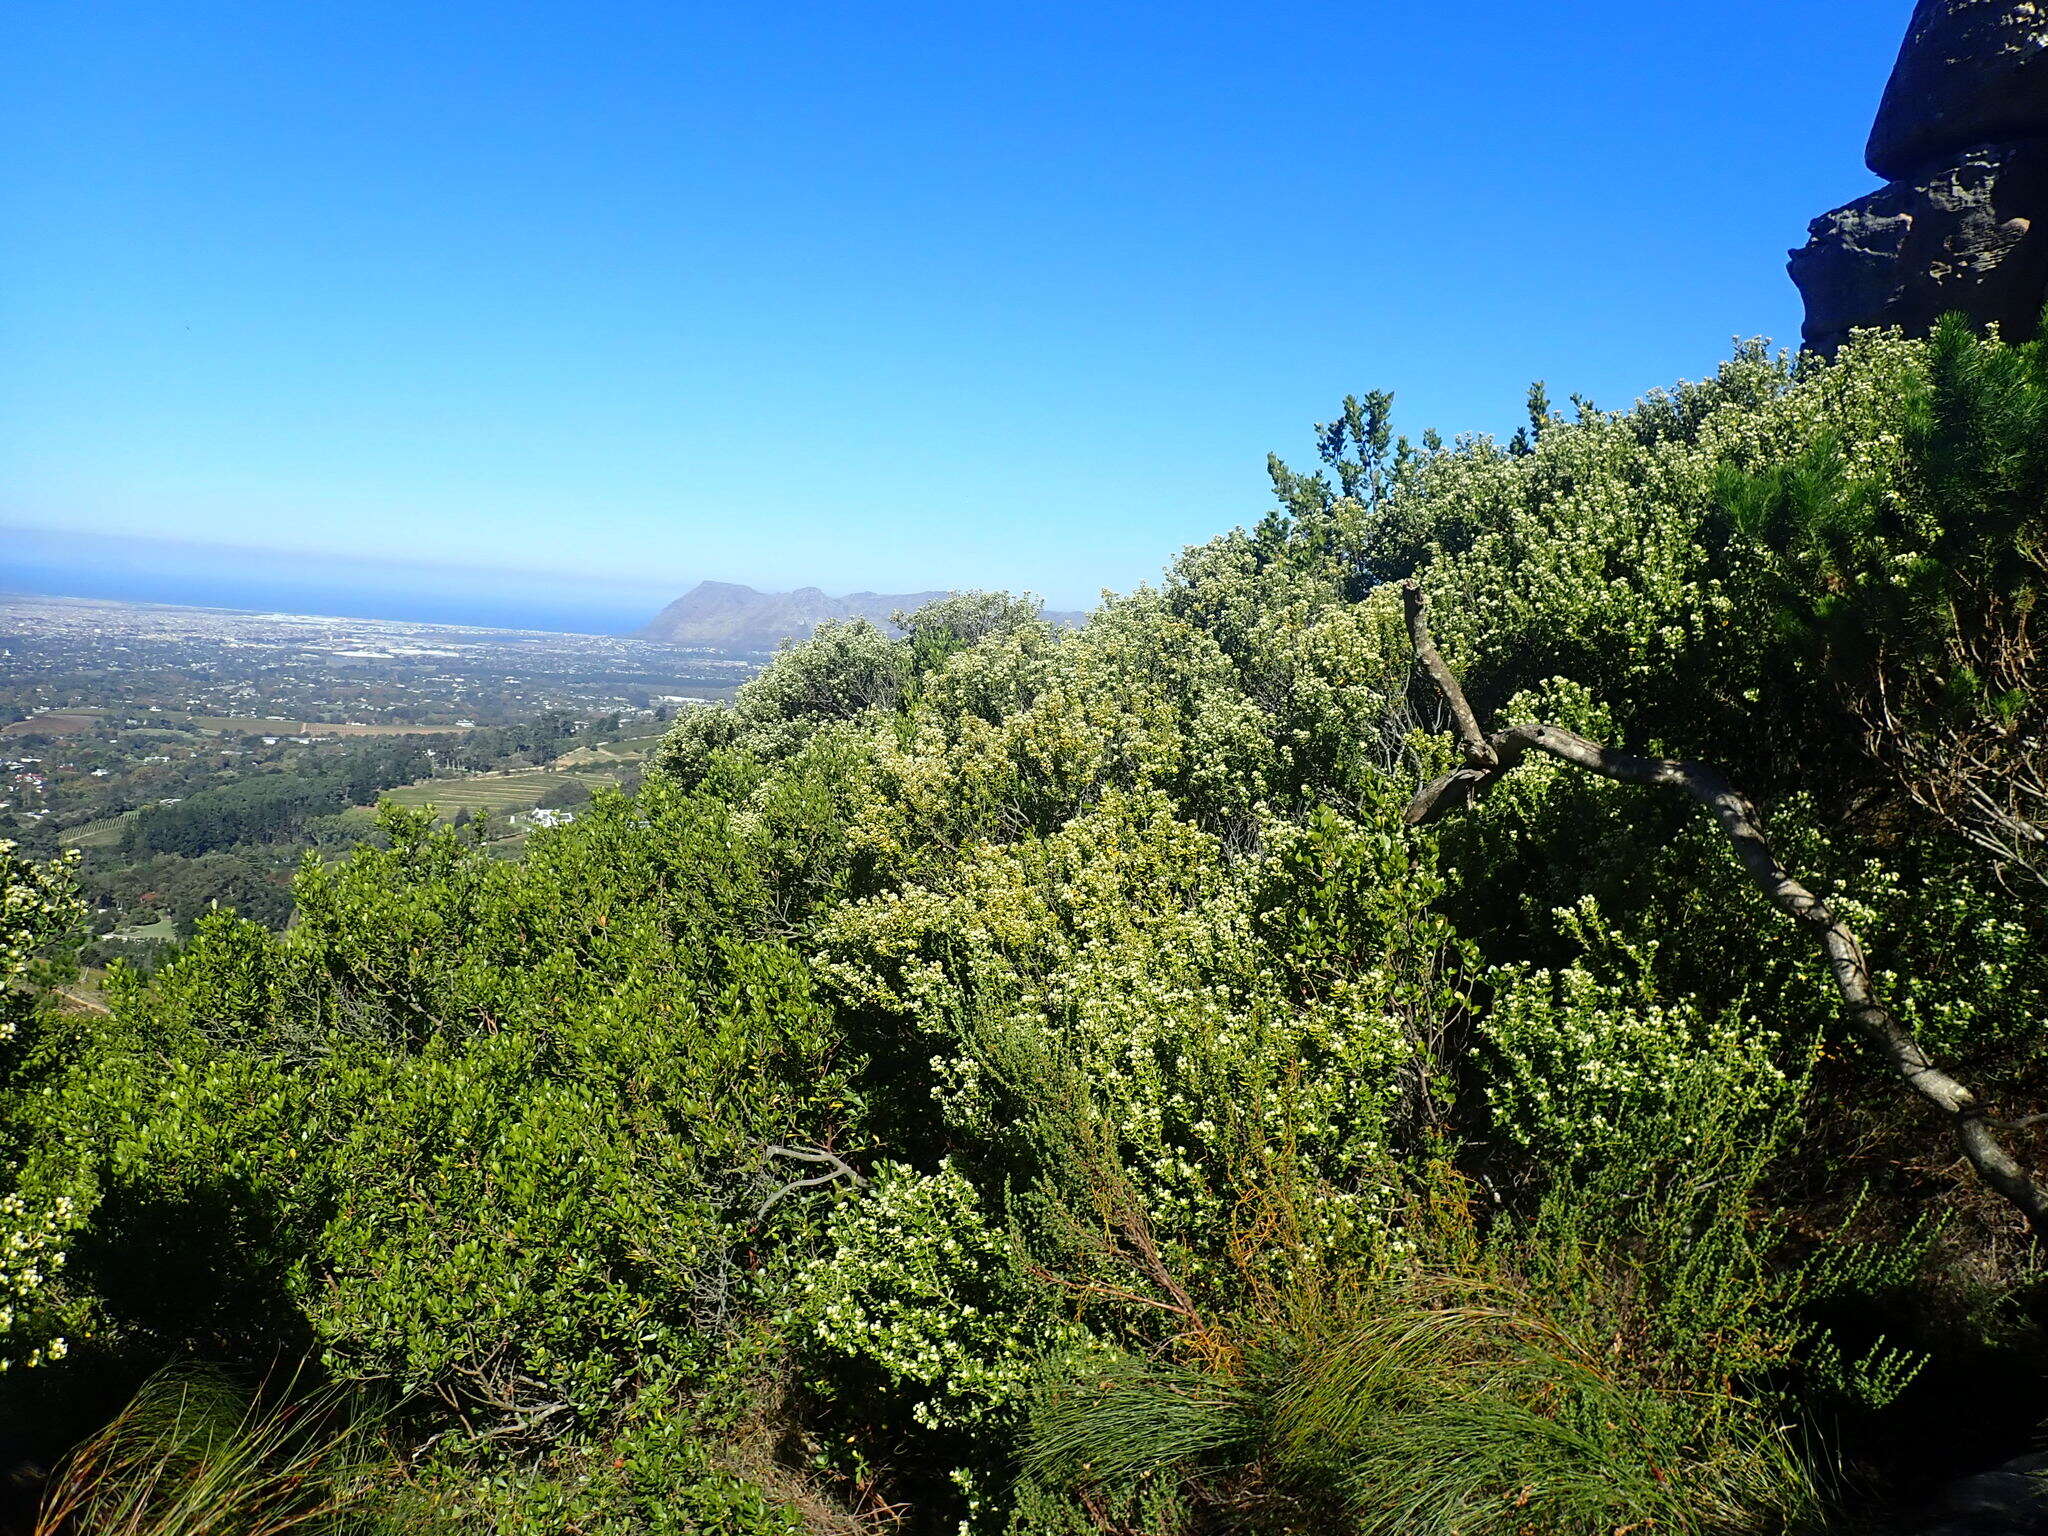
top-left (1868, 0), bottom-right (2048, 182)
top-left (1793, 141), bottom-right (2048, 353)
top-left (1913, 1451), bottom-right (2048, 1535)
top-left (1791, 0), bottom-right (2048, 353)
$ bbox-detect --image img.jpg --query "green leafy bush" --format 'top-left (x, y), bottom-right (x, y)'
top-left (10, 324), bottom-right (2048, 1532)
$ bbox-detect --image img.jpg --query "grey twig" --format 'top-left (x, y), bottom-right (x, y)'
top-left (756, 1143), bottom-right (867, 1217)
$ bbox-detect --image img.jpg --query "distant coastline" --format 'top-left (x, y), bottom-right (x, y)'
top-left (0, 589), bottom-right (619, 643)
top-left (4, 525), bottom-right (685, 636)
top-left (4, 526), bottom-right (1090, 641)
top-left (0, 585), bottom-right (638, 638)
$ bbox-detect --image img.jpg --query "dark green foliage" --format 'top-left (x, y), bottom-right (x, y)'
top-left (84, 854), bottom-right (295, 940)
top-left (122, 742), bottom-right (434, 858)
top-left (534, 777), bottom-right (592, 809)
top-left (9, 793), bottom-right (850, 1527)
top-left (1717, 313), bottom-right (2048, 879)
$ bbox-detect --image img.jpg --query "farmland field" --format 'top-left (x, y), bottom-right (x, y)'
top-left (551, 726), bottom-right (667, 766)
top-left (108, 917), bottom-right (178, 943)
top-left (5, 709), bottom-right (463, 738)
top-left (167, 713), bottom-right (467, 736)
top-left (3, 710), bottom-right (103, 736)
top-left (380, 766), bottom-right (624, 818)
top-left (62, 813), bottom-right (135, 849)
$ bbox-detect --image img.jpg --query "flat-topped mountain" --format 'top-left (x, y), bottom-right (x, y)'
top-left (635, 581), bottom-right (952, 650)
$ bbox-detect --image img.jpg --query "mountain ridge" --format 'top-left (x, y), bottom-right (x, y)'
top-left (636, 580), bottom-right (1082, 650)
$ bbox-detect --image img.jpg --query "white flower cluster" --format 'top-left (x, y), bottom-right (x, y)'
top-left (1410, 333), bottom-right (1924, 714)
top-left (0, 1186), bottom-right (78, 1372)
top-left (1483, 898), bottom-right (1791, 1159)
top-left (818, 791), bottom-right (1418, 1255)
top-left (0, 844), bottom-right (87, 1370)
top-left (0, 840), bottom-right (83, 1043)
top-left (805, 1161), bottom-right (1054, 1432)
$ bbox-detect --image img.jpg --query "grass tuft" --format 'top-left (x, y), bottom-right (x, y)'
top-left (34, 1364), bottom-right (387, 1536)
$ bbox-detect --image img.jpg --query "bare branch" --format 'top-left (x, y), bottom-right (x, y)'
top-left (763, 1143), bottom-right (866, 1173)
top-left (756, 1143), bottom-right (867, 1217)
top-left (1402, 580), bottom-right (1496, 768)
top-left (1401, 585), bottom-right (2048, 1238)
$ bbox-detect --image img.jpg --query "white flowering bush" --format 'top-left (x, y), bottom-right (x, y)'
top-left (817, 790), bottom-right (1432, 1264)
top-left (805, 1161), bottom-right (1052, 1433)
top-left (1, 839), bottom-right (81, 1045)
top-left (0, 840), bottom-right (85, 1374)
top-left (1753, 806), bottom-right (2048, 1066)
top-left (0, 1186), bottom-right (78, 1373)
top-left (14, 330), bottom-right (2043, 1532)
top-left (1482, 898), bottom-right (1794, 1161)
top-left (1370, 335), bottom-right (1929, 792)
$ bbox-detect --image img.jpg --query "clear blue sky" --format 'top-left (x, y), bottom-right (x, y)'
top-left (6, 1), bottom-right (1906, 616)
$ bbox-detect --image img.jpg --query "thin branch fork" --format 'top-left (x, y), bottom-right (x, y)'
top-left (1399, 580), bottom-right (2048, 1238)
top-left (756, 1143), bottom-right (867, 1218)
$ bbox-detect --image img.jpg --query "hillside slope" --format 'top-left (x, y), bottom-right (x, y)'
top-left (637, 579), bottom-right (1085, 648)
top-left (634, 581), bottom-right (947, 648)
top-left (5, 329), bottom-right (2046, 1534)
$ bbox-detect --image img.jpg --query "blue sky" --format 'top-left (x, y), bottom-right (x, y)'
top-left (6, 1), bottom-right (1906, 617)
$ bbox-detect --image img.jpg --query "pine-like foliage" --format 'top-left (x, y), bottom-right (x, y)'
top-left (1720, 312), bottom-right (2048, 881)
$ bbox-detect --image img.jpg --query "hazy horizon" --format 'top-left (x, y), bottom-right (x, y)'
top-left (1, 523), bottom-right (1051, 636)
top-left (5, 524), bottom-right (707, 636)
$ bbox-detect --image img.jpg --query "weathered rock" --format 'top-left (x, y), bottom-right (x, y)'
top-left (1914, 1451), bottom-right (2048, 1535)
top-left (1791, 1), bottom-right (2048, 353)
top-left (1791, 139), bottom-right (2048, 353)
top-left (1868, 0), bottom-right (2048, 182)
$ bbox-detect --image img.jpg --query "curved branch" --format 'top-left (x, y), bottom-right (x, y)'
top-left (1403, 580), bottom-right (1496, 767)
top-left (756, 1143), bottom-right (867, 1217)
top-left (1400, 585), bottom-right (2048, 1237)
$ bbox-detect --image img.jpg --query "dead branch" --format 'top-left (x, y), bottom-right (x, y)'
top-left (756, 1143), bottom-right (867, 1217)
top-left (1402, 582), bottom-right (1495, 768)
top-left (1399, 580), bottom-right (2048, 1238)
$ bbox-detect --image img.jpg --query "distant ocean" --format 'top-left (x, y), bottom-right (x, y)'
top-left (2, 526), bottom-right (683, 636)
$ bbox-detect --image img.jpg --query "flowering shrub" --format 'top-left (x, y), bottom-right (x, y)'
top-left (0, 841), bottom-right (84, 1375)
top-left (0, 838), bottom-right (80, 1045)
top-left (1482, 900), bottom-right (1794, 1161)
top-left (806, 1161), bottom-right (1051, 1433)
top-left (8, 329), bottom-right (2043, 1530)
top-left (0, 1187), bottom-right (77, 1373)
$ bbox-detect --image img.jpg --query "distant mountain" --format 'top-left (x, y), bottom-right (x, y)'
top-left (636, 581), bottom-right (1082, 650)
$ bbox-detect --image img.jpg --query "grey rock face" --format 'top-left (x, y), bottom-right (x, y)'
top-left (1868, 0), bottom-right (2048, 181)
top-left (1791, 1), bottom-right (2048, 353)
top-left (1914, 1451), bottom-right (2048, 1535)
top-left (1791, 140), bottom-right (2048, 354)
